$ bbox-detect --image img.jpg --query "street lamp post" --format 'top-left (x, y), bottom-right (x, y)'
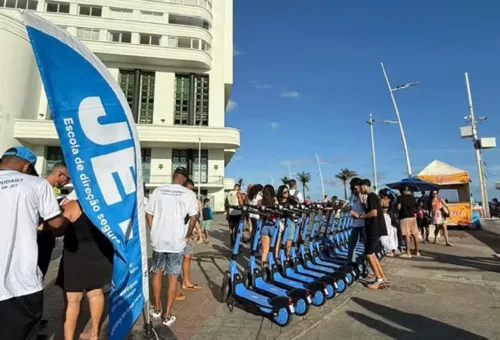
top-left (464, 72), bottom-right (491, 218)
top-left (380, 62), bottom-right (418, 177)
top-left (316, 153), bottom-right (326, 199)
top-left (367, 112), bottom-right (398, 191)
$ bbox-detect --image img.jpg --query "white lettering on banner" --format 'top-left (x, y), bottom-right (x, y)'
top-left (79, 96), bottom-right (131, 145)
top-left (91, 148), bottom-right (136, 205)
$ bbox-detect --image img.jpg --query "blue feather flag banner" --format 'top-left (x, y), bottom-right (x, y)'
top-left (21, 11), bottom-right (149, 340)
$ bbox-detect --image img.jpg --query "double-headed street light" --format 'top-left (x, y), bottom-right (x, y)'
top-left (367, 112), bottom-right (398, 191)
top-left (381, 62), bottom-right (419, 177)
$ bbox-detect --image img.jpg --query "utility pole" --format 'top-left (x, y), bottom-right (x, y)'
top-left (381, 62), bottom-right (416, 177)
top-left (367, 112), bottom-right (378, 191)
top-left (366, 112), bottom-right (398, 193)
top-left (465, 72), bottom-right (490, 218)
top-left (316, 153), bottom-right (325, 199)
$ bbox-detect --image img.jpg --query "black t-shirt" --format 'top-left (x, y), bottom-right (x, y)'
top-left (364, 192), bottom-right (388, 238)
top-left (397, 194), bottom-right (416, 219)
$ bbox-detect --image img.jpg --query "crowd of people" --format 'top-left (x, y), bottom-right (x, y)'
top-left (0, 144), bottom-right (214, 339)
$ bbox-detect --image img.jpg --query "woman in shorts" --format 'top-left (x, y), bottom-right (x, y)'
top-left (429, 190), bottom-right (452, 246)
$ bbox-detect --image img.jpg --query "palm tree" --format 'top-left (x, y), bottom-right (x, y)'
top-left (237, 178), bottom-right (244, 187)
top-left (297, 171), bottom-right (311, 198)
top-left (281, 176), bottom-right (290, 185)
top-left (335, 168), bottom-right (358, 199)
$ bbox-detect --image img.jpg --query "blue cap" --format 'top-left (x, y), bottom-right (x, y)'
top-left (2, 146), bottom-right (37, 166)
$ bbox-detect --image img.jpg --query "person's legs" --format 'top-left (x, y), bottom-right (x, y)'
top-left (182, 255), bottom-right (192, 287)
top-left (274, 233), bottom-right (282, 259)
top-left (443, 222), bottom-right (452, 246)
top-left (261, 236), bottom-right (270, 266)
top-left (195, 220), bottom-right (203, 244)
top-left (366, 254), bottom-right (382, 279)
top-left (64, 291), bottom-right (84, 340)
top-left (400, 218), bottom-right (412, 256)
top-left (163, 252), bottom-right (183, 326)
top-left (150, 251), bottom-right (165, 315)
top-left (0, 291), bottom-right (43, 340)
top-left (347, 227), bottom-right (361, 263)
top-left (82, 288), bottom-right (105, 340)
top-left (433, 224), bottom-right (441, 243)
top-left (410, 218), bottom-right (420, 255)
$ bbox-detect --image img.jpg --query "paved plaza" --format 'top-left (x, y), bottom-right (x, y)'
top-left (40, 216), bottom-right (500, 340)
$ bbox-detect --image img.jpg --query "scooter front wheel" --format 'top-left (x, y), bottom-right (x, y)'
top-left (294, 298), bottom-right (309, 316)
top-left (311, 290), bottom-right (326, 306)
top-left (273, 307), bottom-right (291, 327)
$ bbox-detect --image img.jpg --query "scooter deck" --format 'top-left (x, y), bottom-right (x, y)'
top-left (234, 283), bottom-right (275, 313)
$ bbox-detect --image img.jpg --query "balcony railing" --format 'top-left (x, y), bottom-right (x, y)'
top-left (147, 174), bottom-right (223, 186)
top-left (148, 0), bottom-right (212, 11)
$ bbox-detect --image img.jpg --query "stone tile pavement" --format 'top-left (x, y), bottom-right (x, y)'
top-left (38, 218), bottom-right (500, 340)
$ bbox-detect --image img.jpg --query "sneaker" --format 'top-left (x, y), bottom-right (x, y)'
top-left (399, 253), bottom-right (412, 259)
top-left (162, 314), bottom-right (176, 327)
top-left (149, 307), bottom-right (162, 319)
top-left (367, 280), bottom-right (384, 290)
top-left (382, 279), bottom-right (392, 288)
top-left (414, 252), bottom-right (421, 257)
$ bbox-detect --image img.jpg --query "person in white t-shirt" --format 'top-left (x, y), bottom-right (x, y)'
top-left (146, 167), bottom-right (198, 328)
top-left (0, 146), bottom-right (67, 340)
top-left (288, 179), bottom-right (304, 204)
top-left (347, 177), bottom-right (366, 263)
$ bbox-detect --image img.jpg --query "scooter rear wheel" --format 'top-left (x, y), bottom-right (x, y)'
top-left (221, 271), bottom-right (231, 303)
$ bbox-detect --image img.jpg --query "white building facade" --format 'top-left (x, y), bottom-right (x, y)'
top-left (0, 0), bottom-right (239, 211)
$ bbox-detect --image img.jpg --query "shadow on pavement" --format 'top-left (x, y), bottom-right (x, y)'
top-left (466, 229), bottom-right (500, 254)
top-left (418, 250), bottom-right (500, 273)
top-left (349, 297), bottom-right (488, 339)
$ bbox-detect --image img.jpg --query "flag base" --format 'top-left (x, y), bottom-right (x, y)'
top-left (138, 322), bottom-right (176, 340)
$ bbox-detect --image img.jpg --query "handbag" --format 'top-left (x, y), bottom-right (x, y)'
top-left (440, 205), bottom-right (450, 218)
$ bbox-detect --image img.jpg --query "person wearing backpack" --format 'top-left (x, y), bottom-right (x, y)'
top-left (226, 184), bottom-right (243, 246)
top-left (288, 179), bottom-right (304, 205)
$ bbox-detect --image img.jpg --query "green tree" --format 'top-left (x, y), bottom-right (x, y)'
top-left (297, 171), bottom-right (312, 198)
top-left (335, 168), bottom-right (358, 199)
top-left (237, 178), bottom-right (244, 187)
top-left (281, 176), bottom-right (290, 185)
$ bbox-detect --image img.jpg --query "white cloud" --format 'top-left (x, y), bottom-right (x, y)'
top-left (233, 45), bottom-right (243, 56)
top-left (226, 100), bottom-right (237, 112)
top-left (269, 122), bottom-right (280, 130)
top-left (249, 80), bottom-right (272, 90)
top-left (280, 90), bottom-right (301, 98)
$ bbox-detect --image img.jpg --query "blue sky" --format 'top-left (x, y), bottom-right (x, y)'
top-left (225, 0), bottom-right (500, 201)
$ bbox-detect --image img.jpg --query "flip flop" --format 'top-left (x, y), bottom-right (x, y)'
top-left (175, 293), bottom-right (186, 301)
top-left (182, 284), bottom-right (202, 291)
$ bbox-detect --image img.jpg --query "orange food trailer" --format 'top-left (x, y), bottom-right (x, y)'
top-left (416, 160), bottom-right (472, 227)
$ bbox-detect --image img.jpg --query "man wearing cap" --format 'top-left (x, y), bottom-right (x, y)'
top-left (146, 167), bottom-right (198, 327)
top-left (0, 146), bottom-right (68, 339)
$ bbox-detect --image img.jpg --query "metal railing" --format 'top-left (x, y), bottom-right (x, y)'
top-left (149, 0), bottom-right (212, 11)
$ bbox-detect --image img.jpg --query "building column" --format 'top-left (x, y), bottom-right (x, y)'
top-left (132, 69), bottom-right (141, 123)
top-left (188, 73), bottom-right (195, 125)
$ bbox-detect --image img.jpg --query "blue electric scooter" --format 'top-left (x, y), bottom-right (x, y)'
top-left (260, 205), bottom-right (327, 306)
top-left (276, 206), bottom-right (337, 299)
top-left (288, 206), bottom-right (348, 294)
top-left (221, 205), bottom-right (294, 326)
top-left (243, 206), bottom-right (311, 316)
top-left (295, 206), bottom-right (352, 289)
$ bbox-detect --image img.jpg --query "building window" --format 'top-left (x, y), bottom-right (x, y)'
top-left (76, 28), bottom-right (100, 41)
top-left (193, 150), bottom-right (208, 183)
top-left (169, 14), bottom-right (210, 30)
top-left (46, 1), bottom-right (69, 13)
top-left (195, 75), bottom-right (209, 126)
top-left (178, 37), bottom-right (192, 49)
top-left (79, 5), bottom-right (102, 17)
top-left (119, 70), bottom-right (135, 112)
top-left (141, 148), bottom-right (151, 183)
top-left (172, 149), bottom-right (208, 184)
top-left (174, 74), bottom-right (190, 125)
top-left (140, 34), bottom-right (161, 46)
top-left (45, 146), bottom-right (63, 176)
top-left (141, 10), bottom-right (163, 23)
top-left (110, 7), bottom-right (133, 20)
top-left (2, 0), bottom-right (38, 9)
top-left (172, 149), bottom-right (188, 173)
top-left (201, 40), bottom-right (211, 52)
top-left (140, 72), bottom-right (155, 124)
top-left (118, 70), bottom-right (155, 124)
top-left (109, 31), bottom-right (132, 43)
top-left (174, 74), bottom-right (209, 126)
